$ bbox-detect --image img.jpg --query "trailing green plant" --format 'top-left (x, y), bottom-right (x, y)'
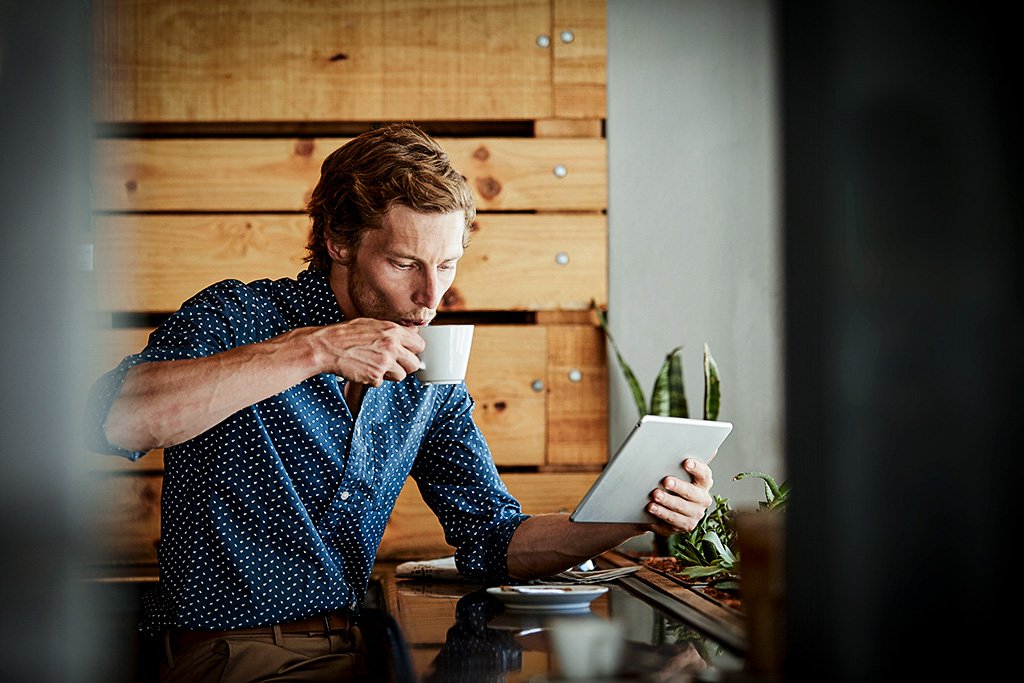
top-left (668, 494), bottom-right (737, 581)
top-left (670, 473), bottom-right (788, 583)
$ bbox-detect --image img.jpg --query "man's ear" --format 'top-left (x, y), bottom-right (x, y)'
top-left (325, 239), bottom-right (350, 264)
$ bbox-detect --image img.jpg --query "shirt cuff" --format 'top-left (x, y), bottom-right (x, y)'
top-left (454, 512), bottom-right (531, 584)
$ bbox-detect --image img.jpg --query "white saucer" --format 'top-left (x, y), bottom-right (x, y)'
top-left (485, 585), bottom-right (608, 612)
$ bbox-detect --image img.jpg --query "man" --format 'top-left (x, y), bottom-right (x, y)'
top-left (87, 123), bottom-right (715, 681)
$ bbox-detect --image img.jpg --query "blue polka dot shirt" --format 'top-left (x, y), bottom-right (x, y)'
top-left (86, 269), bottom-right (529, 633)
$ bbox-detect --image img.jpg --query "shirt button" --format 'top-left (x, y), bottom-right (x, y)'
top-left (339, 491), bottom-right (351, 501)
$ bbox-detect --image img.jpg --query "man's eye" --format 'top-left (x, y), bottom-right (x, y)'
top-left (438, 263), bottom-right (456, 272)
top-left (394, 262), bottom-right (415, 270)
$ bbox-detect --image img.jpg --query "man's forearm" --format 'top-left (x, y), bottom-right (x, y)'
top-left (506, 513), bottom-right (647, 580)
top-left (103, 328), bottom-right (320, 452)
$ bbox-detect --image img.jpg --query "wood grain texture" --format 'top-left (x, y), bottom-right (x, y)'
top-left (533, 118), bottom-right (603, 138)
top-left (380, 0), bottom-right (552, 120)
top-left (552, 0), bottom-right (607, 118)
top-left (92, 0), bottom-right (558, 122)
top-left (445, 213), bottom-right (607, 311)
top-left (91, 213), bottom-right (606, 312)
top-left (82, 471), bottom-right (162, 566)
top-left (464, 325), bottom-right (547, 466)
top-left (546, 324), bottom-right (609, 464)
top-left (92, 137), bottom-right (607, 212)
top-left (93, 214), bottom-right (309, 311)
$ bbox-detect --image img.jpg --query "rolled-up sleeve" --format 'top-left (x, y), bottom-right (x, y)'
top-left (85, 355), bottom-right (150, 460)
top-left (411, 385), bottom-right (530, 583)
top-left (83, 280), bottom-right (253, 461)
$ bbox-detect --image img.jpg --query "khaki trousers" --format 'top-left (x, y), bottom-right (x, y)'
top-left (160, 626), bottom-right (370, 683)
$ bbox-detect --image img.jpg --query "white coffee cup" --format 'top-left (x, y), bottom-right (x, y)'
top-left (548, 615), bottom-right (625, 679)
top-left (416, 324), bottom-right (474, 385)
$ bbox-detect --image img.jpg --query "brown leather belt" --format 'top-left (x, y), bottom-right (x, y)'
top-left (168, 609), bottom-right (354, 653)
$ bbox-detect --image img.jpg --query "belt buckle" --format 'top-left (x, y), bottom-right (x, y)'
top-left (323, 612), bottom-right (334, 633)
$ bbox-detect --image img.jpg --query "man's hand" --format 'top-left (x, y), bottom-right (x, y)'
top-left (506, 460), bottom-right (716, 581)
top-left (644, 458), bottom-right (715, 536)
top-left (308, 318), bottom-right (425, 386)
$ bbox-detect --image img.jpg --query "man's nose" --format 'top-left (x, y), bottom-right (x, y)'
top-left (413, 269), bottom-right (445, 310)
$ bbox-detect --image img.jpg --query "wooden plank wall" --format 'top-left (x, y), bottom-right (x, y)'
top-left (88, 0), bottom-right (608, 569)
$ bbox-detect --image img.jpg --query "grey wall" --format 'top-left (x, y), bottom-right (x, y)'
top-left (606, 0), bottom-right (781, 508)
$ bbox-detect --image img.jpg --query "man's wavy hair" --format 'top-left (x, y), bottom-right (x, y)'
top-left (305, 123), bottom-right (476, 271)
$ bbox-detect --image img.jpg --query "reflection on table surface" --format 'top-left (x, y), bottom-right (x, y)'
top-left (386, 578), bottom-right (744, 682)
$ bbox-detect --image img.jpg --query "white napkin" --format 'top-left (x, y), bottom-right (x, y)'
top-left (395, 555), bottom-right (462, 580)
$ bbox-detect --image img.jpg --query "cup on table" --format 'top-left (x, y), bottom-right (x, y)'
top-left (548, 615), bottom-right (625, 679)
top-left (415, 324), bottom-right (474, 384)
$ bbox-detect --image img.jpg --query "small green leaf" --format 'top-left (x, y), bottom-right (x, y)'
top-left (701, 531), bottom-right (737, 566)
top-left (650, 346), bottom-right (684, 416)
top-left (592, 301), bottom-right (648, 418)
top-left (680, 538), bottom-right (708, 566)
top-left (679, 564), bottom-right (728, 580)
top-left (703, 343), bottom-right (721, 421)
top-left (734, 471), bottom-right (789, 510)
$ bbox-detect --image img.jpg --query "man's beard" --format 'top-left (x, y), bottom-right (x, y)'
top-left (346, 264), bottom-right (395, 321)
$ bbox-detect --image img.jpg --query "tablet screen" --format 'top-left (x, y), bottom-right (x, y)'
top-left (570, 415), bottom-right (733, 524)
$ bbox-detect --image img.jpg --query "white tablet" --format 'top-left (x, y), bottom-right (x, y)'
top-left (570, 415), bottom-right (733, 524)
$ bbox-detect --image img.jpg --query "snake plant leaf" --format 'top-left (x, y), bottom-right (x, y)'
top-left (649, 354), bottom-right (670, 416)
top-left (592, 301), bottom-right (648, 419)
top-left (703, 343), bottom-right (721, 421)
top-left (647, 348), bottom-right (688, 417)
top-left (667, 345), bottom-right (688, 417)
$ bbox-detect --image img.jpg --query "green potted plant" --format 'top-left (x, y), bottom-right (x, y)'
top-left (592, 302), bottom-right (787, 582)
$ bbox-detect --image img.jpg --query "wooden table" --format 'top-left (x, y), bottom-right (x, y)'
top-left (373, 551), bottom-right (747, 682)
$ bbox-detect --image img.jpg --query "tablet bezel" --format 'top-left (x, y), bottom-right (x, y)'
top-left (569, 415), bottom-right (733, 524)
